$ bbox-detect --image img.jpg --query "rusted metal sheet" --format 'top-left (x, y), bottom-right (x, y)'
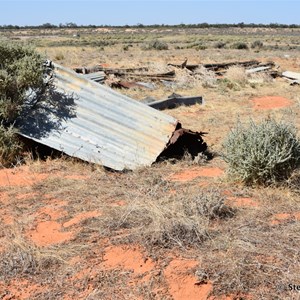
top-left (17, 63), bottom-right (178, 171)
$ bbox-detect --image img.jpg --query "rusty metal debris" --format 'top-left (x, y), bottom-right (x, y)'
top-left (18, 63), bottom-right (208, 171)
top-left (168, 59), bottom-right (277, 76)
top-left (158, 126), bottom-right (208, 160)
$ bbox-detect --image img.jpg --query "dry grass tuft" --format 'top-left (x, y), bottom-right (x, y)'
top-left (194, 66), bottom-right (217, 88)
top-left (225, 66), bottom-right (248, 86)
top-left (100, 183), bottom-right (235, 250)
top-left (0, 228), bottom-right (71, 281)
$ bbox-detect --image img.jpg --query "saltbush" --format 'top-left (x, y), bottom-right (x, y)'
top-left (0, 41), bottom-right (47, 165)
top-left (0, 123), bottom-right (22, 166)
top-left (0, 41), bottom-right (46, 123)
top-left (223, 118), bottom-right (300, 185)
top-left (142, 40), bottom-right (168, 50)
top-left (231, 42), bottom-right (249, 50)
top-left (251, 40), bottom-right (264, 49)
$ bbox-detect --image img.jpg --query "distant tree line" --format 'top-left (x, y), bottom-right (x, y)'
top-left (1, 22), bottom-right (300, 29)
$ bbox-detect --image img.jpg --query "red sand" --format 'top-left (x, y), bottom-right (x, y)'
top-left (0, 192), bottom-right (9, 204)
top-left (270, 212), bottom-right (300, 225)
top-left (27, 220), bottom-right (74, 246)
top-left (35, 206), bottom-right (67, 221)
top-left (0, 166), bottom-right (48, 187)
top-left (252, 96), bottom-right (292, 110)
top-left (0, 279), bottom-right (45, 300)
top-left (63, 211), bottom-right (101, 228)
top-left (164, 259), bottom-right (213, 300)
top-left (110, 200), bottom-right (126, 207)
top-left (103, 245), bottom-right (154, 274)
top-left (0, 208), bottom-right (14, 225)
top-left (225, 197), bottom-right (259, 208)
top-left (167, 167), bottom-right (224, 182)
top-left (15, 192), bottom-right (38, 200)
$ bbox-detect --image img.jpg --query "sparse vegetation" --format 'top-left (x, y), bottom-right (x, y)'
top-left (231, 42), bottom-right (249, 50)
top-left (251, 40), bottom-right (264, 49)
top-left (0, 123), bottom-right (22, 167)
top-left (0, 41), bottom-right (46, 123)
top-left (2, 25), bottom-right (300, 300)
top-left (0, 41), bottom-right (48, 166)
top-left (142, 40), bottom-right (168, 50)
top-left (214, 41), bottom-right (226, 49)
top-left (103, 186), bottom-right (235, 249)
top-left (223, 118), bottom-right (300, 185)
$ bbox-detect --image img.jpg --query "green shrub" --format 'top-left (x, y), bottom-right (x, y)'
top-left (231, 42), bottom-right (249, 50)
top-left (142, 40), bottom-right (168, 50)
top-left (223, 118), bottom-right (300, 185)
top-left (0, 123), bottom-right (22, 166)
top-left (122, 45), bottom-right (129, 51)
top-left (0, 41), bottom-right (46, 123)
top-left (214, 41), bottom-right (226, 49)
top-left (251, 40), bottom-right (264, 49)
top-left (0, 41), bottom-right (47, 165)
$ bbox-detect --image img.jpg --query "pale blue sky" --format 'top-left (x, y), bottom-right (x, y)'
top-left (1, 1), bottom-right (300, 26)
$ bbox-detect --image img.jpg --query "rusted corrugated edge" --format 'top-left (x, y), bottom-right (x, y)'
top-left (17, 63), bottom-right (179, 171)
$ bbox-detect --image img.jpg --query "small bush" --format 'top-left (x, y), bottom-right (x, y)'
top-left (0, 123), bottom-right (22, 166)
top-left (251, 40), bottom-right (264, 49)
top-left (0, 41), bottom-right (46, 123)
top-left (223, 118), bottom-right (300, 185)
top-left (54, 52), bottom-right (65, 61)
top-left (231, 42), bottom-right (249, 50)
top-left (0, 41), bottom-right (48, 165)
top-left (214, 41), bottom-right (226, 49)
top-left (225, 66), bottom-right (248, 86)
top-left (142, 40), bottom-right (168, 50)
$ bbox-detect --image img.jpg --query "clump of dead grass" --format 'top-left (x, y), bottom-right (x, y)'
top-left (194, 66), bottom-right (217, 88)
top-left (225, 66), bottom-right (248, 86)
top-left (100, 185), bottom-right (235, 250)
top-left (199, 212), bottom-right (300, 299)
top-left (0, 229), bottom-right (69, 281)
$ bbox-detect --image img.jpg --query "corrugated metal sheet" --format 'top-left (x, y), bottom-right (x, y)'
top-left (17, 63), bottom-right (178, 170)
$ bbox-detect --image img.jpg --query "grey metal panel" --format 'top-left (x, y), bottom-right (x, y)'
top-left (282, 71), bottom-right (300, 81)
top-left (18, 64), bottom-right (178, 170)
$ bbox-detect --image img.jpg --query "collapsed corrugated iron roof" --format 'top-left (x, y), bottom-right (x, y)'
top-left (17, 63), bottom-right (207, 170)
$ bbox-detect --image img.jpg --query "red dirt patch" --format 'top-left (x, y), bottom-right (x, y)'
top-left (63, 211), bottom-right (101, 228)
top-left (0, 166), bottom-right (47, 187)
top-left (0, 279), bottom-right (45, 300)
top-left (103, 245), bottom-right (154, 275)
top-left (27, 220), bottom-right (73, 246)
top-left (252, 96), bottom-right (292, 110)
top-left (0, 192), bottom-right (9, 204)
top-left (225, 197), bottom-right (259, 208)
top-left (270, 212), bottom-right (300, 225)
top-left (110, 200), bottom-right (126, 207)
top-left (164, 259), bottom-right (213, 300)
top-left (167, 167), bottom-right (224, 182)
top-left (0, 208), bottom-right (14, 225)
top-left (35, 206), bottom-right (67, 221)
top-left (15, 192), bottom-right (38, 200)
